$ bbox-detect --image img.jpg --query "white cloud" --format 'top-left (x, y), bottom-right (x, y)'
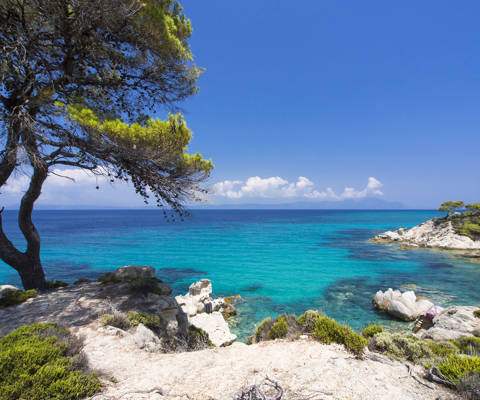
top-left (212, 176), bottom-right (383, 201)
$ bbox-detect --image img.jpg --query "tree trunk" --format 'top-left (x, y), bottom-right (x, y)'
top-left (17, 259), bottom-right (47, 290)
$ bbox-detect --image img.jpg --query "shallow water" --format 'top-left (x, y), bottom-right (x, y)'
top-left (1, 209), bottom-right (479, 341)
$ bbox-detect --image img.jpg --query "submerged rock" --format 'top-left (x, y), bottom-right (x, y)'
top-left (420, 306), bottom-right (480, 341)
top-left (373, 288), bottom-right (433, 321)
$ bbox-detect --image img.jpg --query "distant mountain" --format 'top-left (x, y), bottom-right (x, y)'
top-left (192, 198), bottom-right (407, 210)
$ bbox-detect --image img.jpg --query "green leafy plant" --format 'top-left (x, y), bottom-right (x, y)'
top-left (127, 311), bottom-right (163, 333)
top-left (97, 273), bottom-right (122, 284)
top-left (0, 323), bottom-right (100, 400)
top-left (312, 316), bottom-right (368, 356)
top-left (474, 310), bottom-right (480, 318)
top-left (297, 310), bottom-right (324, 332)
top-left (434, 354), bottom-right (480, 383)
top-left (267, 315), bottom-right (289, 340)
top-left (361, 324), bottom-right (384, 338)
top-left (46, 280), bottom-right (69, 289)
top-left (186, 326), bottom-right (214, 349)
top-left (0, 289), bottom-right (36, 308)
top-left (101, 313), bottom-right (131, 330)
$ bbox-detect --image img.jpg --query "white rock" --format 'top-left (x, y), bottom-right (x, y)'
top-left (373, 288), bottom-right (433, 321)
top-left (113, 265), bottom-right (155, 280)
top-left (129, 323), bottom-right (162, 352)
top-left (0, 285), bottom-right (19, 297)
top-left (421, 306), bottom-right (480, 341)
top-left (372, 219), bottom-right (480, 250)
top-left (188, 279), bottom-right (212, 299)
top-left (189, 311), bottom-right (237, 347)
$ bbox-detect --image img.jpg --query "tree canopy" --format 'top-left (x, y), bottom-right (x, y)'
top-left (0, 0), bottom-right (212, 289)
top-left (438, 201), bottom-right (465, 215)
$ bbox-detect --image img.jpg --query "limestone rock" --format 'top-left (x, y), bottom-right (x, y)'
top-left (0, 285), bottom-right (19, 297)
top-left (420, 306), bottom-right (480, 341)
top-left (371, 219), bottom-right (480, 250)
top-left (113, 265), bottom-right (155, 280)
top-left (373, 288), bottom-right (433, 321)
top-left (129, 323), bottom-right (162, 352)
top-left (188, 279), bottom-right (212, 299)
top-left (189, 311), bottom-right (237, 347)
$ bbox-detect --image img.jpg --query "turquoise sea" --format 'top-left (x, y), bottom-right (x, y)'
top-left (1, 209), bottom-right (479, 340)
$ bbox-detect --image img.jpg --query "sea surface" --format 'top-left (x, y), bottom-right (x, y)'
top-left (1, 209), bottom-right (479, 340)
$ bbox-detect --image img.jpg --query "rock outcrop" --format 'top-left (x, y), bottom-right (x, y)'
top-left (113, 265), bottom-right (155, 280)
top-left (0, 285), bottom-right (19, 297)
top-left (373, 288), bottom-right (434, 321)
top-left (371, 219), bottom-right (480, 250)
top-left (419, 306), bottom-right (480, 341)
top-left (175, 279), bottom-right (237, 346)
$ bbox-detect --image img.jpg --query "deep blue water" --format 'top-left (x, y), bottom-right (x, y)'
top-left (1, 209), bottom-right (479, 340)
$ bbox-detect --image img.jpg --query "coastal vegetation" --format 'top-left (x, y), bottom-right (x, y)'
top-left (0, 288), bottom-right (36, 308)
top-left (0, 0), bottom-right (212, 290)
top-left (253, 311), bottom-right (368, 356)
top-left (437, 201), bottom-right (480, 240)
top-left (0, 323), bottom-right (100, 400)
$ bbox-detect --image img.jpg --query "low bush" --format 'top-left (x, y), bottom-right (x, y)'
top-left (253, 317), bottom-right (273, 343)
top-left (0, 289), bottom-right (36, 308)
top-left (434, 354), bottom-right (480, 383)
top-left (97, 272), bottom-right (122, 284)
top-left (101, 312), bottom-right (131, 330)
top-left (267, 315), bottom-right (289, 340)
top-left (46, 280), bottom-right (69, 289)
top-left (0, 323), bottom-right (100, 400)
top-left (370, 332), bottom-right (458, 362)
top-left (128, 277), bottom-right (165, 295)
top-left (127, 311), bottom-right (163, 333)
top-left (297, 310), bottom-right (324, 332)
top-left (474, 310), bottom-right (480, 319)
top-left (74, 278), bottom-right (91, 285)
top-left (312, 316), bottom-right (368, 356)
top-left (457, 372), bottom-right (480, 400)
top-left (361, 324), bottom-right (384, 338)
top-left (186, 326), bottom-right (214, 350)
top-left (454, 337), bottom-right (480, 356)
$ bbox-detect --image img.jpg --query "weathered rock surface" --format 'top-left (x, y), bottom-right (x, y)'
top-left (175, 279), bottom-right (237, 346)
top-left (373, 288), bottom-right (434, 321)
top-left (0, 285), bottom-right (19, 297)
top-left (371, 219), bottom-right (480, 250)
top-left (113, 265), bottom-right (155, 280)
top-left (78, 329), bottom-right (455, 400)
top-left (420, 306), bottom-right (480, 341)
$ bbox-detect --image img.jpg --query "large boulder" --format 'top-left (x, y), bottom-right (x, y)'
top-left (373, 288), bottom-right (433, 321)
top-left (189, 311), bottom-right (237, 347)
top-left (420, 306), bottom-right (480, 341)
top-left (128, 323), bottom-right (162, 352)
top-left (113, 265), bottom-right (155, 280)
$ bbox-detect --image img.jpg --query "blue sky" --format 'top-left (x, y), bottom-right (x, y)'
top-left (3, 1), bottom-right (480, 208)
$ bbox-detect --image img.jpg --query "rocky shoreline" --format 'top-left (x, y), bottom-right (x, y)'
top-left (1, 266), bottom-right (479, 399)
top-left (370, 217), bottom-right (480, 252)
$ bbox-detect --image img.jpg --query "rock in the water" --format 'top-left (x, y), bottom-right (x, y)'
top-left (420, 306), bottom-right (480, 341)
top-left (175, 279), bottom-right (237, 346)
top-left (189, 311), bottom-right (237, 347)
top-left (0, 285), bottom-right (19, 297)
top-left (373, 288), bottom-right (434, 321)
top-left (113, 265), bottom-right (155, 280)
top-left (371, 219), bottom-right (480, 250)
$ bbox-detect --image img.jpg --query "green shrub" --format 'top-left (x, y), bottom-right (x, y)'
top-left (361, 324), bottom-right (384, 338)
top-left (474, 310), bottom-right (480, 319)
top-left (267, 315), bottom-right (289, 340)
top-left (46, 280), bottom-right (69, 289)
top-left (97, 272), bottom-right (122, 284)
top-left (253, 317), bottom-right (273, 343)
top-left (454, 337), bottom-right (480, 356)
top-left (127, 311), bottom-right (163, 333)
top-left (457, 372), bottom-right (480, 400)
top-left (0, 323), bottom-right (100, 400)
top-left (297, 310), bottom-right (324, 332)
top-left (128, 277), bottom-right (165, 295)
top-left (101, 313), bottom-right (131, 330)
top-left (312, 316), bottom-right (367, 356)
top-left (434, 354), bottom-right (480, 383)
top-left (74, 278), bottom-right (91, 285)
top-left (370, 332), bottom-right (458, 362)
top-left (0, 289), bottom-right (36, 308)
top-left (186, 326), bottom-right (214, 349)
